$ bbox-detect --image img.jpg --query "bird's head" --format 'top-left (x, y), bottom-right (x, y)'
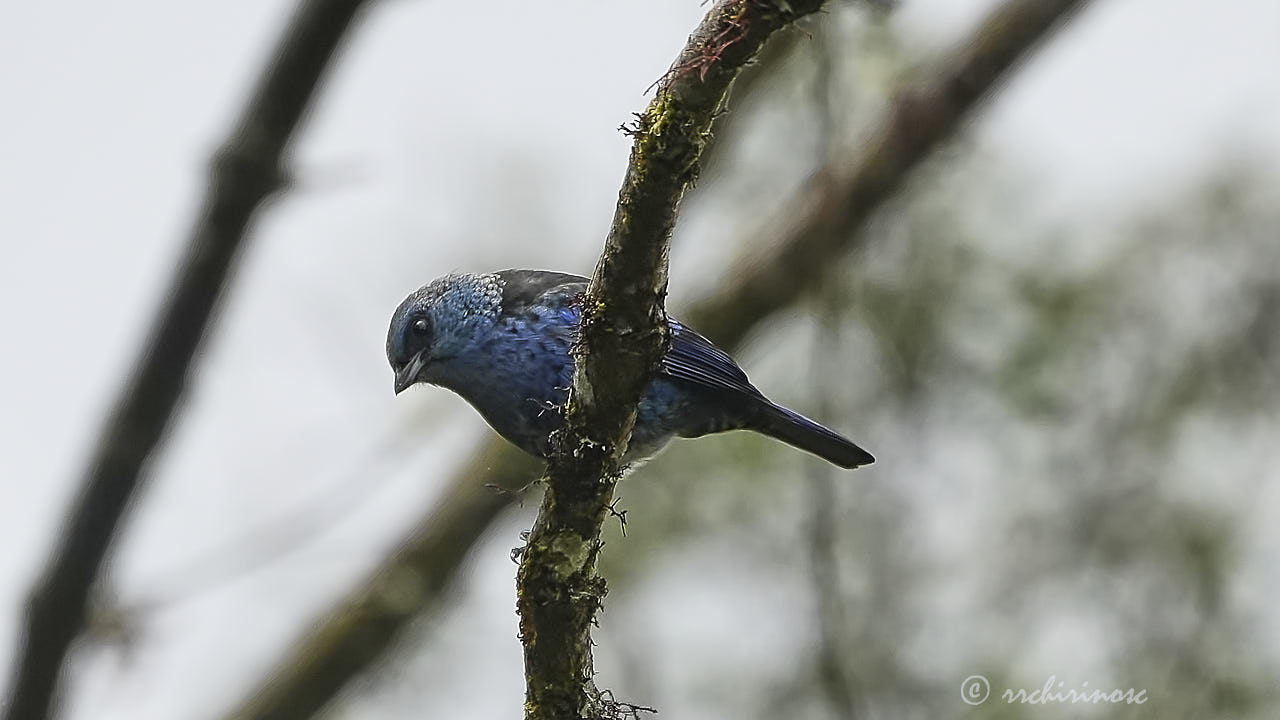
top-left (387, 272), bottom-right (504, 394)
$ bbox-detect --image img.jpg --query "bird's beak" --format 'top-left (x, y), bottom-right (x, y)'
top-left (394, 351), bottom-right (429, 395)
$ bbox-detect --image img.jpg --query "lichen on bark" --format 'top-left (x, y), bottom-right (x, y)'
top-left (514, 2), bottom-right (829, 719)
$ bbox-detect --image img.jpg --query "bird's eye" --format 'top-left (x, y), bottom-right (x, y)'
top-left (411, 318), bottom-right (430, 336)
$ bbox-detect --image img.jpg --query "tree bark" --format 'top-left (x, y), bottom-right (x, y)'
top-left (214, 2), bottom-right (1092, 718)
top-left (514, 3), bottom-right (829, 719)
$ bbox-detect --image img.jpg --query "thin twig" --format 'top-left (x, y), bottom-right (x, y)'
top-left (0, 2), bottom-right (371, 720)
top-left (805, 20), bottom-right (861, 718)
top-left (117, 416), bottom-right (420, 615)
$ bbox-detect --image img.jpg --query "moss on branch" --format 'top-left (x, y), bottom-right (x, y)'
top-left (213, 2), bottom-right (1094, 718)
top-left (515, 2), bottom-right (828, 719)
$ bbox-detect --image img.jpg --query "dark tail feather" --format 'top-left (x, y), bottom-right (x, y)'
top-left (752, 403), bottom-right (874, 469)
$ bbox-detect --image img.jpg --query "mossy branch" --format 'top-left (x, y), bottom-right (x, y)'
top-left (212, 2), bottom-right (1092, 718)
top-left (515, 2), bottom-right (828, 718)
top-left (1, 3), bottom-right (370, 720)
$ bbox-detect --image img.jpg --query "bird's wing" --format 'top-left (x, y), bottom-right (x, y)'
top-left (660, 320), bottom-right (765, 400)
top-left (495, 270), bottom-right (760, 399)
top-left (496, 269), bottom-right (588, 315)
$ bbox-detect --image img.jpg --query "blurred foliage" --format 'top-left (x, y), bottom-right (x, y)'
top-left (597, 8), bottom-right (1280, 718)
top-left (343, 3), bottom-right (1280, 719)
top-left (590, 160), bottom-right (1280, 720)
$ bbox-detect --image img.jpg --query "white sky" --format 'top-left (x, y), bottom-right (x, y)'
top-left (1, 1), bottom-right (1277, 718)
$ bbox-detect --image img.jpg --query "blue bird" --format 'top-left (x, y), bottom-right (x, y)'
top-left (387, 270), bottom-right (874, 469)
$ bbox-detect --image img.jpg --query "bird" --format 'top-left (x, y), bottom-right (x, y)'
top-left (387, 270), bottom-right (874, 469)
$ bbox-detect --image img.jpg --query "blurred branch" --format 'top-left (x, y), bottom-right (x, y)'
top-left (0, 3), bottom-right (371, 720)
top-left (517, 3), bottom-right (830, 718)
top-left (699, 14), bottom-right (807, 177)
top-left (215, 2), bottom-right (1091, 718)
top-left (701, 0), bottom-right (897, 180)
top-left (690, 0), bottom-right (1090, 346)
top-left (804, 25), bottom-right (860, 719)
top-left (222, 445), bottom-right (539, 720)
top-left (808, 301), bottom-right (859, 718)
top-left (122, 417), bottom-right (419, 615)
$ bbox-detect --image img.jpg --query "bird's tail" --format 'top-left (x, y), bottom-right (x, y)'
top-left (750, 402), bottom-right (874, 469)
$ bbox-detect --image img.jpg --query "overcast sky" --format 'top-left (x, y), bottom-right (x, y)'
top-left (2, 1), bottom-right (1278, 718)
